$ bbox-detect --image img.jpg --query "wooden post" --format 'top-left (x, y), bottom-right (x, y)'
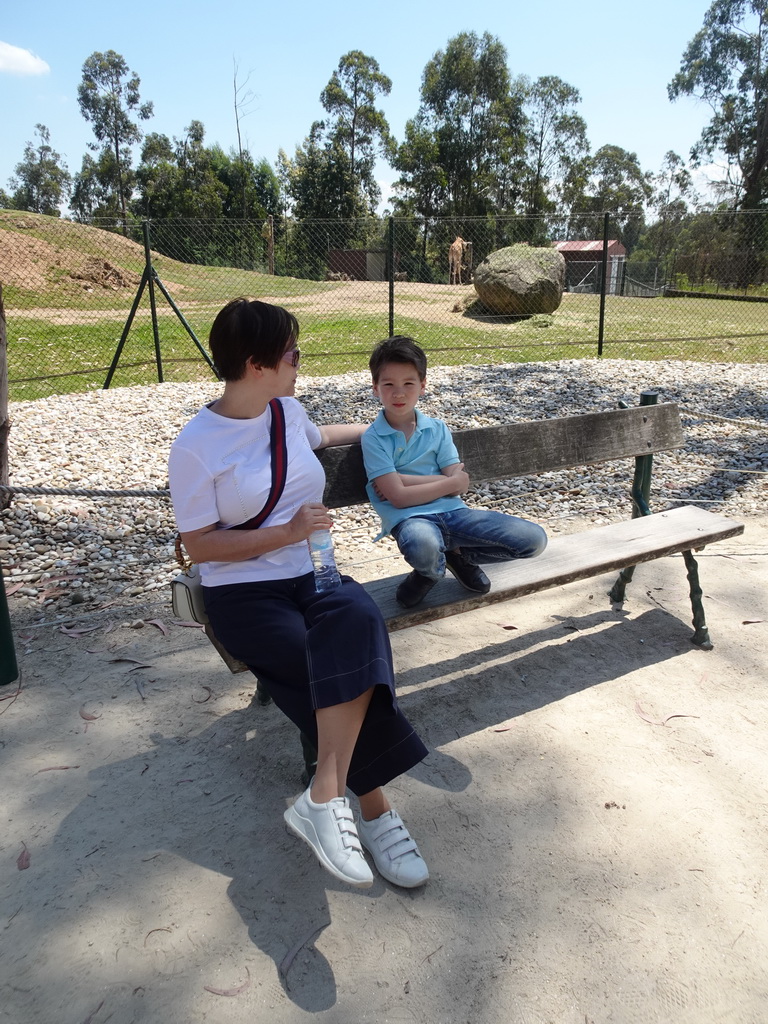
top-left (0, 284), bottom-right (10, 511)
top-left (262, 216), bottom-right (275, 275)
top-left (0, 284), bottom-right (19, 685)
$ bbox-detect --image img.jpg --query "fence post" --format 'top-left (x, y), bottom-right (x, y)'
top-left (608, 390), bottom-right (658, 605)
top-left (388, 217), bottom-right (395, 337)
top-left (0, 285), bottom-right (9, 511)
top-left (0, 285), bottom-right (19, 686)
top-left (597, 212), bottom-right (609, 357)
top-left (0, 560), bottom-right (19, 686)
top-left (143, 221), bottom-right (164, 383)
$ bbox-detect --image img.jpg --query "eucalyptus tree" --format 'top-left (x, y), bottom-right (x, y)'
top-left (77, 50), bottom-right (154, 232)
top-left (568, 145), bottom-right (653, 250)
top-left (630, 151), bottom-right (696, 271)
top-left (280, 122), bottom-right (353, 218)
top-left (392, 31), bottom-right (526, 277)
top-left (391, 113), bottom-right (447, 220)
top-left (133, 131), bottom-right (180, 219)
top-left (133, 122), bottom-right (279, 266)
top-left (669, 0), bottom-right (768, 210)
top-left (6, 124), bottom-right (71, 215)
top-left (521, 76), bottom-right (590, 216)
top-left (135, 121), bottom-right (251, 221)
top-left (277, 121), bottom-right (370, 279)
top-left (648, 151), bottom-right (695, 258)
top-left (70, 150), bottom-right (122, 222)
top-left (320, 50), bottom-right (393, 210)
top-left (279, 50), bottom-right (393, 230)
top-left (406, 31), bottom-right (525, 220)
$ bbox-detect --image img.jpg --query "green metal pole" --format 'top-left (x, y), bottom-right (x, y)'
top-left (388, 217), bottom-right (395, 337)
top-left (609, 390), bottom-right (658, 603)
top-left (0, 561), bottom-right (19, 686)
top-left (151, 272), bottom-right (220, 378)
top-left (143, 221), bottom-right (164, 384)
top-left (103, 268), bottom-right (148, 388)
top-left (634, 390), bottom-right (658, 516)
top-left (597, 211), bottom-right (609, 357)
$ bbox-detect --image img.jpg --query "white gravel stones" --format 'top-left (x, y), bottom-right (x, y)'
top-left (3, 359), bottom-right (766, 619)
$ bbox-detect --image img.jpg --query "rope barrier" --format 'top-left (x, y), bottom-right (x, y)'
top-left (0, 463), bottom-right (764, 505)
top-left (678, 405), bottom-right (766, 430)
top-left (0, 484), bottom-right (170, 498)
top-left (0, 400), bottom-right (764, 505)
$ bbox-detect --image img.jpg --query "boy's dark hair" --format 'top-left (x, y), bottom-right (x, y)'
top-left (209, 297), bottom-right (299, 381)
top-left (369, 336), bottom-right (427, 382)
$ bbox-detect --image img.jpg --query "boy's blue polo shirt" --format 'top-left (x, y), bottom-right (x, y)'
top-left (361, 408), bottom-right (465, 537)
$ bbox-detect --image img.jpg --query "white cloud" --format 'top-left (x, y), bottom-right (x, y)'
top-left (0, 41), bottom-right (50, 75)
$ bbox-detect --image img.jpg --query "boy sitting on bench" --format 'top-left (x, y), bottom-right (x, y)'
top-left (361, 336), bottom-right (548, 608)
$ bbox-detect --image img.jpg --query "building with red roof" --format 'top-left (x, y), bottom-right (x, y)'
top-left (553, 239), bottom-right (627, 294)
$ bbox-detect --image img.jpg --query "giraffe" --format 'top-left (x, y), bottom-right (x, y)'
top-left (448, 236), bottom-right (467, 285)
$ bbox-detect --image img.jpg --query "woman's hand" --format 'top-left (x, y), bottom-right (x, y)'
top-left (288, 502), bottom-right (333, 542)
top-left (180, 503), bottom-right (333, 563)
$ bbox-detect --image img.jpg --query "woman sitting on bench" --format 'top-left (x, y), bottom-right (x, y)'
top-left (168, 297), bottom-right (430, 890)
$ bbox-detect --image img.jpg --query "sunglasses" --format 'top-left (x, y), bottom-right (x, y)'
top-left (281, 347), bottom-right (301, 368)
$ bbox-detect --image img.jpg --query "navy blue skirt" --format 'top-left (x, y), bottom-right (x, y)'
top-left (203, 573), bottom-right (427, 795)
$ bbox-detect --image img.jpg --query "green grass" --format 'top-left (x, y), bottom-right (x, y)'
top-left (8, 291), bottom-right (767, 403)
top-left (3, 210), bottom-right (767, 401)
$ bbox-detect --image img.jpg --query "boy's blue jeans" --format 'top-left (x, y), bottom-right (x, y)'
top-left (390, 508), bottom-right (547, 581)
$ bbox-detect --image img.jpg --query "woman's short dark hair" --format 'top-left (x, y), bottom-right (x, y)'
top-left (209, 298), bottom-right (299, 381)
top-left (369, 336), bottom-right (427, 382)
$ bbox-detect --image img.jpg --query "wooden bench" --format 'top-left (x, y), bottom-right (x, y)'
top-left (200, 395), bottom-right (744, 675)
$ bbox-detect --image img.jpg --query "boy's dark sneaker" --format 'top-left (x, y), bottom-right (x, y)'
top-left (445, 550), bottom-right (491, 594)
top-left (396, 571), bottom-right (438, 608)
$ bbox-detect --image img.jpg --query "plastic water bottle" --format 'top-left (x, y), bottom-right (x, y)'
top-left (308, 528), bottom-right (342, 592)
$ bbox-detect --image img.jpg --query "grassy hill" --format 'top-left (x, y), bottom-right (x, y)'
top-left (0, 210), bottom-right (332, 308)
top-left (0, 212), bottom-right (353, 400)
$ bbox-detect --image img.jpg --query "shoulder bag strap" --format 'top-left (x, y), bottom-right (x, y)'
top-left (232, 397), bottom-right (288, 531)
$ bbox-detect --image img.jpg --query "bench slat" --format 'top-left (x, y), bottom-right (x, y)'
top-left (318, 404), bottom-right (685, 509)
top-left (453, 404), bottom-right (684, 480)
top-left (364, 505), bottom-right (744, 631)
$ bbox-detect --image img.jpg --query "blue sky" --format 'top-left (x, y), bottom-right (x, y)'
top-left (1, 0), bottom-right (719, 211)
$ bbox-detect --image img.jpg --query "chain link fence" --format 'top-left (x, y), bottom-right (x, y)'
top-left (2, 208), bottom-right (767, 402)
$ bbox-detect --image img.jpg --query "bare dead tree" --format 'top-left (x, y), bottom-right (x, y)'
top-left (233, 59), bottom-right (258, 219)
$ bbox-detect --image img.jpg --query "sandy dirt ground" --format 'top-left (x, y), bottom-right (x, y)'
top-left (1, 516), bottom-right (767, 1024)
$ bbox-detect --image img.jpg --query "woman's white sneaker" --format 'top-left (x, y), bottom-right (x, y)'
top-left (284, 787), bottom-right (373, 888)
top-left (358, 809), bottom-right (429, 888)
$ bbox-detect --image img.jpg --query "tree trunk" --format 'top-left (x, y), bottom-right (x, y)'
top-left (0, 285), bottom-right (11, 510)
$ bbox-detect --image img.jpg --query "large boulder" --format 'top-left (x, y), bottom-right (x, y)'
top-left (473, 244), bottom-right (565, 315)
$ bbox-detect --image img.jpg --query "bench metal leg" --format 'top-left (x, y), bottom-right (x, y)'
top-left (682, 549), bottom-right (713, 649)
top-left (609, 564), bottom-right (636, 603)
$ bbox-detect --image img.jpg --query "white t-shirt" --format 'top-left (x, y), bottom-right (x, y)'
top-left (168, 397), bottom-right (324, 586)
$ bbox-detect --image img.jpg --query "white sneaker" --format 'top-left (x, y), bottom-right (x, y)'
top-left (358, 809), bottom-right (429, 888)
top-left (284, 786), bottom-right (373, 888)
